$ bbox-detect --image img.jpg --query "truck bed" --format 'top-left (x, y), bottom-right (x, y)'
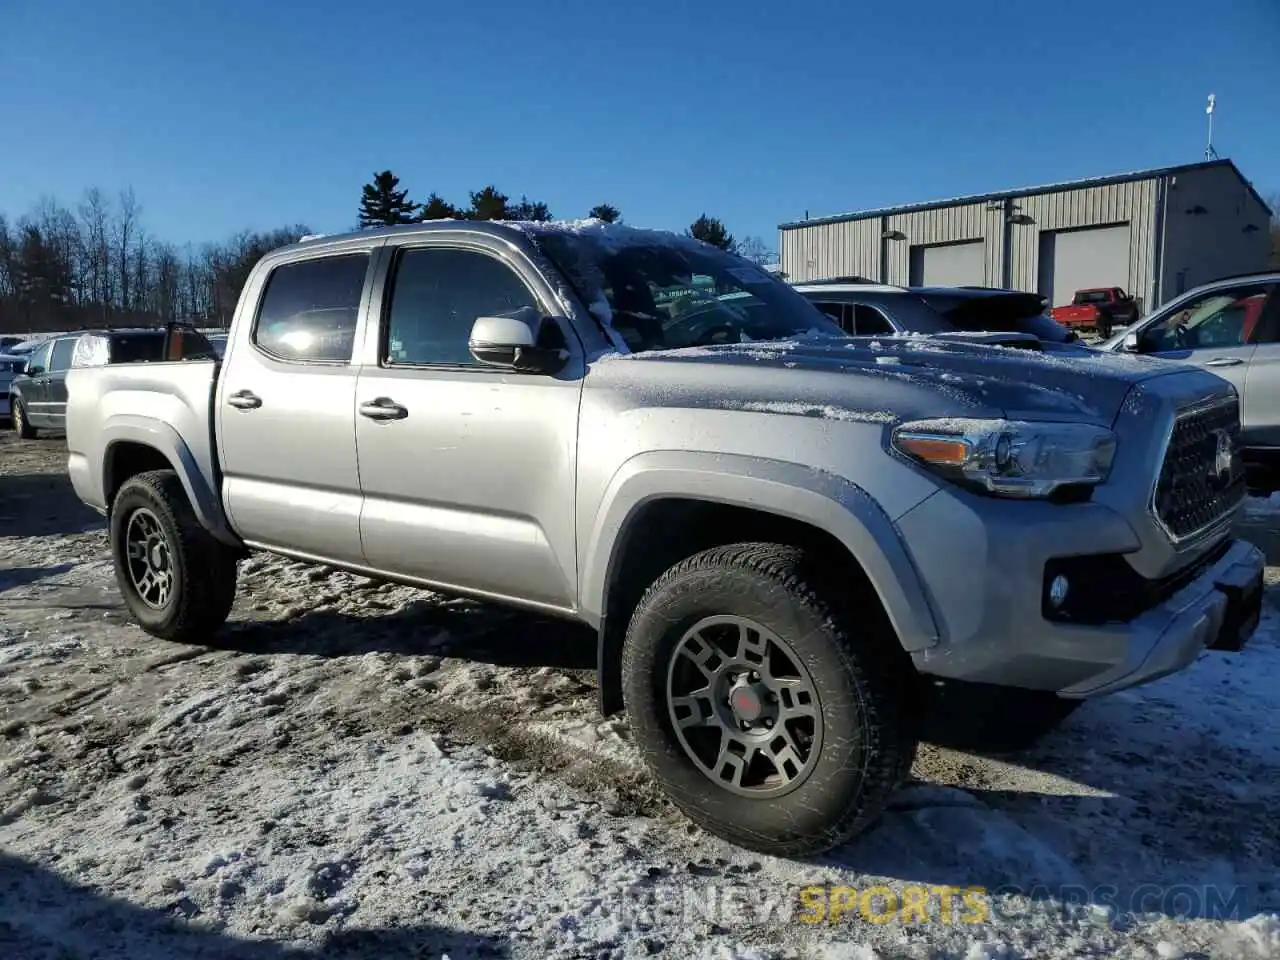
top-left (64, 360), bottom-right (224, 532)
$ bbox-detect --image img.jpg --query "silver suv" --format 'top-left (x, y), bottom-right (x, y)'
top-left (1098, 271), bottom-right (1280, 488)
top-left (63, 220), bottom-right (1264, 856)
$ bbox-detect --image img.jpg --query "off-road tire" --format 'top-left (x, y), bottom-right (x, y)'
top-left (920, 680), bottom-right (1082, 753)
top-left (12, 398), bottom-right (36, 438)
top-left (110, 469), bottom-right (239, 643)
top-left (621, 542), bottom-right (918, 857)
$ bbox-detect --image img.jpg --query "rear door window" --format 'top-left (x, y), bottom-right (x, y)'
top-left (853, 305), bottom-right (894, 335)
top-left (253, 254), bottom-right (370, 363)
top-left (49, 338), bottom-right (76, 372)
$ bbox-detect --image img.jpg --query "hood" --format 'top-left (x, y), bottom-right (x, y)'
top-left (586, 334), bottom-right (1200, 427)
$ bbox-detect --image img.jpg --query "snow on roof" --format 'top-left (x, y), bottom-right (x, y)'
top-left (496, 217), bottom-right (715, 253)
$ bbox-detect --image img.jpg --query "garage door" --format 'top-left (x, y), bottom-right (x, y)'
top-left (908, 240), bottom-right (986, 287)
top-left (1039, 224), bottom-right (1131, 306)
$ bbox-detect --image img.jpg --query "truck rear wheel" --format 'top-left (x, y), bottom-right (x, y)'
top-left (620, 542), bottom-right (917, 857)
top-left (110, 469), bottom-right (239, 644)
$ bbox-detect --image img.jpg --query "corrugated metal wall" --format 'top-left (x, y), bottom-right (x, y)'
top-left (779, 218), bottom-right (883, 281)
top-left (1006, 179), bottom-right (1159, 306)
top-left (780, 179), bottom-right (1162, 306)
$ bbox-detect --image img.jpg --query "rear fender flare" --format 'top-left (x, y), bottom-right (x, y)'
top-left (102, 416), bottom-right (240, 547)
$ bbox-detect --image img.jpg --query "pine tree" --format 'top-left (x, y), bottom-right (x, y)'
top-left (418, 193), bottom-right (460, 221)
top-left (588, 203), bottom-right (621, 223)
top-left (509, 195), bottom-right (552, 221)
top-left (358, 171), bottom-right (419, 228)
top-left (468, 186), bottom-right (510, 221)
top-left (688, 214), bottom-right (736, 252)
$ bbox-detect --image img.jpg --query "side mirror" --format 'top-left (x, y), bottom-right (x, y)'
top-left (26, 364), bottom-right (45, 376)
top-left (1122, 331), bottom-right (1140, 353)
top-left (468, 308), bottom-right (568, 374)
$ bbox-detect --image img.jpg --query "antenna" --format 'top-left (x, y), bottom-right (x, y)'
top-left (1205, 93), bottom-right (1218, 160)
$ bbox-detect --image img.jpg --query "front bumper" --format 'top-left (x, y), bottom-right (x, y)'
top-left (898, 489), bottom-right (1265, 699)
top-left (1055, 537), bottom-right (1262, 697)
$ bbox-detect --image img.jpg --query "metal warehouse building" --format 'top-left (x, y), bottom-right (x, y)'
top-left (778, 159), bottom-right (1272, 313)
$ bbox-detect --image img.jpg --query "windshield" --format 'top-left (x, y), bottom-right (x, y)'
top-left (917, 292), bottom-right (1076, 343)
top-left (531, 228), bottom-right (846, 353)
top-left (1074, 290), bottom-right (1110, 304)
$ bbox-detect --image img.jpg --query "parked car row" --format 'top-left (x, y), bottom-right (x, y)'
top-left (54, 219), bottom-right (1264, 859)
top-left (6, 326), bottom-right (219, 437)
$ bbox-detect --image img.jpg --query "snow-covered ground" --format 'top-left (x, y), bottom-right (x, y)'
top-left (2, 432), bottom-right (1279, 959)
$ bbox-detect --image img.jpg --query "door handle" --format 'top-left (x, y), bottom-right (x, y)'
top-left (227, 389), bottom-right (262, 410)
top-left (1205, 357), bottom-right (1243, 367)
top-left (359, 397), bottom-right (408, 420)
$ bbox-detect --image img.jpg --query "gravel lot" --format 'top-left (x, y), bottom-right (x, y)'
top-left (2, 429), bottom-right (1278, 959)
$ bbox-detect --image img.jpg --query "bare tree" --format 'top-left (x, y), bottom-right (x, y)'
top-left (114, 187), bottom-right (140, 311)
top-left (78, 187), bottom-right (113, 316)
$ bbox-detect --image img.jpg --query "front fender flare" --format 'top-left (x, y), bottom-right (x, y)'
top-left (581, 450), bottom-right (941, 653)
top-left (102, 415), bottom-right (241, 548)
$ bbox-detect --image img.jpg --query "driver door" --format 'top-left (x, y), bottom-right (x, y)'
top-left (1134, 282), bottom-right (1277, 414)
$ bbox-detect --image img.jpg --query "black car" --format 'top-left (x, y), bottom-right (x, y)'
top-left (792, 280), bottom-right (1083, 346)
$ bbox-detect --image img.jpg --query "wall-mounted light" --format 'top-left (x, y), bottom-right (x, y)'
top-left (882, 229), bottom-right (907, 241)
top-left (1185, 204), bottom-right (1208, 215)
top-left (1008, 213), bottom-right (1036, 225)
top-left (1243, 223), bottom-right (1260, 233)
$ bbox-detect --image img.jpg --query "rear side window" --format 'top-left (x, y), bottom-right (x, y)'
top-left (853, 304), bottom-right (894, 335)
top-left (49, 339), bottom-right (76, 372)
top-left (811, 301), bottom-right (853, 333)
top-left (253, 254), bottom-right (369, 363)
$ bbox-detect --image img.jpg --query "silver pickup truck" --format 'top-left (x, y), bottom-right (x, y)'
top-left (64, 219), bottom-right (1264, 856)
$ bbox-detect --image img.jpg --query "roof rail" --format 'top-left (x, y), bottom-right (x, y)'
top-left (299, 233), bottom-right (328, 242)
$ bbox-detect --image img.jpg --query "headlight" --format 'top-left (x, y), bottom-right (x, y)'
top-left (890, 418), bottom-right (1116, 499)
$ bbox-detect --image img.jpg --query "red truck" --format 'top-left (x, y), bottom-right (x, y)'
top-left (1048, 287), bottom-right (1139, 338)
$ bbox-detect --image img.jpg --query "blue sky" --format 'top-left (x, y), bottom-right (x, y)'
top-left (2, 0), bottom-right (1277, 249)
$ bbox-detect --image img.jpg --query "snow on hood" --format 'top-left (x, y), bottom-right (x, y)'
top-left (587, 333), bottom-right (1212, 427)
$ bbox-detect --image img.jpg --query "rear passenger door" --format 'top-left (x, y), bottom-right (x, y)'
top-left (216, 247), bottom-right (379, 564)
top-left (353, 236), bottom-right (584, 610)
top-left (43, 337), bottom-right (77, 429)
top-left (1237, 287), bottom-right (1280, 450)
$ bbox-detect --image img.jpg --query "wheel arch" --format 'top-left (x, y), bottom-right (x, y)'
top-left (101, 418), bottom-right (241, 548)
top-left (583, 452), bottom-right (941, 715)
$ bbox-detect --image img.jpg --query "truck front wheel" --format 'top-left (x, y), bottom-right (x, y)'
top-left (620, 542), bottom-right (918, 857)
top-left (110, 469), bottom-right (238, 644)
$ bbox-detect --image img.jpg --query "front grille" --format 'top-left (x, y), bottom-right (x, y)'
top-left (1152, 397), bottom-right (1246, 542)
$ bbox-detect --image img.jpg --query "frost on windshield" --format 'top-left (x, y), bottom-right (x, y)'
top-left (506, 219), bottom-right (843, 356)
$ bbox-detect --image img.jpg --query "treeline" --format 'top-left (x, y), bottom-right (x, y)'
top-left (355, 170), bottom-right (776, 263)
top-left (0, 188), bottom-right (311, 334)
top-left (0, 174), bottom-right (776, 336)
